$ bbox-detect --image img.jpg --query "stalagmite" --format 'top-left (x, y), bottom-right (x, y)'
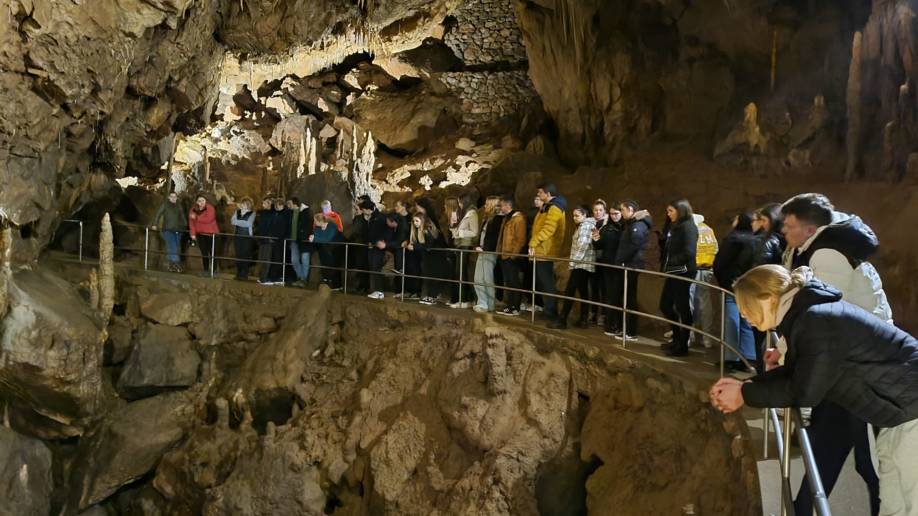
top-left (845, 31), bottom-right (863, 181)
top-left (0, 224), bottom-right (11, 319)
top-left (88, 268), bottom-right (100, 311)
top-left (353, 130), bottom-right (379, 203)
top-left (306, 127), bottom-right (318, 176)
top-left (99, 213), bottom-right (115, 323)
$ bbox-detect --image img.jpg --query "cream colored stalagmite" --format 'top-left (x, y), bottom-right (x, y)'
top-left (0, 223), bottom-right (12, 319)
top-left (88, 268), bottom-right (100, 311)
top-left (845, 31), bottom-right (863, 182)
top-left (99, 213), bottom-right (115, 323)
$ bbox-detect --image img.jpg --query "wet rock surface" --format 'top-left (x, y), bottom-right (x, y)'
top-left (117, 324), bottom-right (201, 400)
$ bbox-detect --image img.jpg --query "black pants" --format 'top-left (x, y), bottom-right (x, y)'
top-left (197, 234), bottom-right (216, 274)
top-left (560, 268), bottom-right (591, 322)
top-left (317, 246), bottom-right (342, 289)
top-left (589, 270), bottom-right (603, 319)
top-left (368, 248), bottom-right (387, 293)
top-left (404, 250), bottom-right (422, 295)
top-left (258, 240), bottom-right (274, 282)
top-left (620, 269), bottom-right (639, 336)
top-left (451, 249), bottom-right (474, 303)
top-left (534, 260), bottom-right (558, 318)
top-left (795, 401), bottom-right (880, 516)
top-left (660, 275), bottom-right (693, 348)
top-left (500, 258), bottom-right (522, 309)
top-left (234, 233), bottom-right (255, 279)
top-left (602, 267), bottom-right (622, 332)
top-left (351, 243), bottom-right (369, 293)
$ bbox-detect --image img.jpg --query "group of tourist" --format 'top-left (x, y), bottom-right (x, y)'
top-left (148, 186), bottom-right (918, 514)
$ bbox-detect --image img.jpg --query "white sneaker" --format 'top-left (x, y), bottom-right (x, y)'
top-left (520, 303), bottom-right (531, 312)
top-left (472, 305), bottom-right (489, 313)
top-left (664, 330), bottom-right (673, 339)
top-left (460, 302), bottom-right (472, 309)
top-left (447, 301), bottom-right (462, 308)
top-left (367, 291), bottom-right (384, 300)
top-left (419, 296), bottom-right (436, 305)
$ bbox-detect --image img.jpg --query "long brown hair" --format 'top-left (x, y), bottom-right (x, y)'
top-left (411, 212), bottom-right (437, 244)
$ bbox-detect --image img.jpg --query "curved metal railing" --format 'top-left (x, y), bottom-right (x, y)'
top-left (54, 218), bottom-right (829, 516)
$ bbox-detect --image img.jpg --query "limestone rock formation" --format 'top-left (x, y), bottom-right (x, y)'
top-left (140, 292), bottom-right (194, 326)
top-left (117, 324), bottom-right (201, 400)
top-left (0, 269), bottom-right (104, 438)
top-left (0, 426), bottom-right (53, 516)
top-left (67, 391), bottom-right (197, 511)
top-left (350, 84), bottom-right (460, 153)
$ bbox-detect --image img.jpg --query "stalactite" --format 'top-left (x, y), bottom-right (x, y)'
top-left (353, 130), bottom-right (379, 203)
top-left (845, 31), bottom-right (863, 181)
top-left (296, 133), bottom-right (306, 178)
top-left (306, 127), bottom-right (318, 176)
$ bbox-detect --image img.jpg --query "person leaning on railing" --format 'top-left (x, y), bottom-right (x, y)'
top-left (149, 191), bottom-right (187, 273)
top-left (709, 265), bottom-right (918, 516)
top-left (528, 184), bottom-right (566, 323)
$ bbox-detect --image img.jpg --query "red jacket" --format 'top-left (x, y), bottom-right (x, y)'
top-left (189, 204), bottom-right (219, 237)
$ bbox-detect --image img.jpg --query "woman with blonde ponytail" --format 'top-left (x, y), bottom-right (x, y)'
top-left (710, 264), bottom-right (918, 515)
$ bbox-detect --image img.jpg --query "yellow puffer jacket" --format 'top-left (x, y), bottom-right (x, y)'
top-left (694, 215), bottom-right (718, 268)
top-left (529, 198), bottom-right (567, 257)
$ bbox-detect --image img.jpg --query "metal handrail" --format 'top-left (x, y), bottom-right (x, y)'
top-left (54, 218), bottom-right (831, 515)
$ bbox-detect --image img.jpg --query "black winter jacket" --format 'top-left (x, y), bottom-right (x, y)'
top-left (592, 218), bottom-right (622, 264)
top-left (366, 210), bottom-right (390, 245)
top-left (713, 229), bottom-right (757, 291)
top-left (290, 207), bottom-right (314, 250)
top-left (255, 209), bottom-right (288, 240)
top-left (741, 281), bottom-right (918, 428)
top-left (753, 231), bottom-right (785, 266)
top-left (661, 218), bottom-right (698, 275)
top-left (615, 217), bottom-right (652, 268)
top-left (480, 214), bottom-right (504, 253)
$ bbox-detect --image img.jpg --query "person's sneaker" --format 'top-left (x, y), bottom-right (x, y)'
top-left (460, 302), bottom-right (472, 309)
top-left (499, 307), bottom-right (520, 316)
top-left (329, 287), bottom-right (343, 292)
top-left (257, 279), bottom-right (271, 285)
top-left (663, 330), bottom-right (673, 339)
top-left (618, 333), bottom-right (638, 342)
top-left (407, 293), bottom-right (420, 300)
top-left (419, 296), bottom-right (436, 305)
top-left (520, 302), bottom-right (531, 312)
top-left (603, 329), bottom-right (618, 337)
top-left (367, 291), bottom-right (384, 300)
top-left (472, 305), bottom-right (489, 313)
top-left (393, 293), bottom-right (404, 300)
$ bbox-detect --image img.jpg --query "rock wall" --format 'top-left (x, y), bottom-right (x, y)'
top-left (444, 0), bottom-right (528, 65)
top-left (442, 71), bottom-right (538, 125)
top-left (5, 263), bottom-right (759, 515)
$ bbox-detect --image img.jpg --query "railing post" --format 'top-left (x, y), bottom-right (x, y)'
top-left (781, 407), bottom-right (793, 516)
top-left (401, 247), bottom-right (406, 302)
top-left (343, 243), bottom-right (349, 294)
top-left (621, 267), bottom-right (628, 348)
top-left (209, 234), bottom-right (215, 277)
top-left (144, 227), bottom-right (150, 270)
top-left (720, 290), bottom-right (727, 378)
top-left (458, 249), bottom-right (464, 305)
top-left (763, 408), bottom-right (770, 459)
top-left (281, 239), bottom-right (287, 285)
top-left (78, 221), bottom-right (84, 263)
top-left (531, 256), bottom-right (537, 324)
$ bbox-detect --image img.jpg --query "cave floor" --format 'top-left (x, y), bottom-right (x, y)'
top-left (43, 252), bottom-right (870, 515)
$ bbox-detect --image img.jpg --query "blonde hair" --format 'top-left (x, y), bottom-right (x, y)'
top-left (733, 265), bottom-right (810, 324)
top-left (480, 195), bottom-right (500, 224)
top-left (411, 213), bottom-right (434, 244)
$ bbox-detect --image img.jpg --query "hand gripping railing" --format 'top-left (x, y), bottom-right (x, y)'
top-left (55, 219), bottom-right (831, 514)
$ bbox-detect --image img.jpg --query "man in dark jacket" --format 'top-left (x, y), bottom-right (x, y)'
top-left (780, 193), bottom-right (890, 516)
top-left (150, 191), bottom-right (187, 272)
top-left (614, 200), bottom-right (652, 340)
top-left (255, 198), bottom-right (277, 284)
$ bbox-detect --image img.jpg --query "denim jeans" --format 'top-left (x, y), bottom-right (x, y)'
top-left (723, 294), bottom-right (755, 361)
top-left (162, 230), bottom-right (181, 263)
top-left (289, 242), bottom-right (310, 282)
top-left (473, 253), bottom-right (497, 311)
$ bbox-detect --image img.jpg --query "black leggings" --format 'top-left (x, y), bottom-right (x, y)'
top-left (197, 234), bottom-right (216, 273)
top-left (659, 275), bottom-right (693, 347)
top-left (560, 269), bottom-right (592, 321)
